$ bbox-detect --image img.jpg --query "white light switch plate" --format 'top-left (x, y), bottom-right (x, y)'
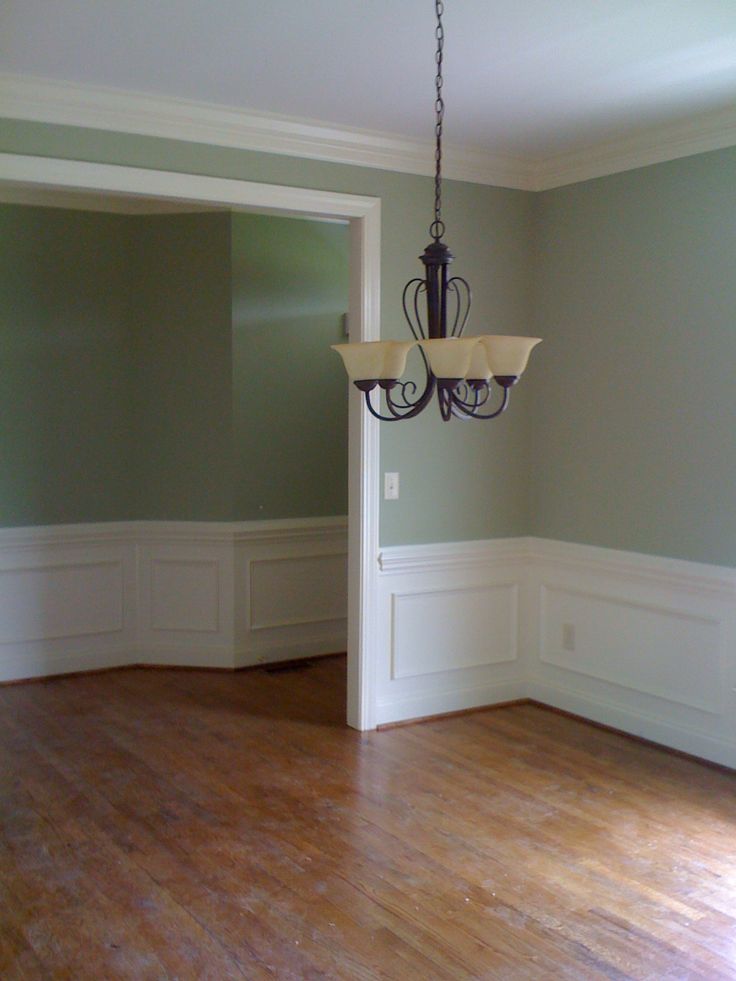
top-left (384, 472), bottom-right (400, 500)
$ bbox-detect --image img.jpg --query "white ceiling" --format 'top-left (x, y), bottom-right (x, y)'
top-left (2, 1), bottom-right (736, 174)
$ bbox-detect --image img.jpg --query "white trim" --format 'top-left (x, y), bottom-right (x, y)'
top-left (526, 536), bottom-right (736, 598)
top-left (0, 516), bottom-right (348, 548)
top-left (379, 537), bottom-right (529, 574)
top-left (0, 648), bottom-right (138, 683)
top-left (0, 154), bottom-right (380, 220)
top-left (528, 681), bottom-right (736, 771)
top-left (534, 106), bottom-right (736, 191)
top-left (3, 72), bottom-right (736, 190)
top-left (0, 151), bottom-right (380, 730)
top-left (376, 679), bottom-right (527, 727)
top-left (377, 533), bottom-right (736, 588)
top-left (233, 637), bottom-right (347, 668)
top-left (0, 73), bottom-right (533, 191)
top-left (0, 521), bottom-right (136, 548)
top-left (346, 203), bottom-right (381, 730)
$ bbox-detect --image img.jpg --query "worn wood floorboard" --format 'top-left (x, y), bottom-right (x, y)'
top-left (1, 655), bottom-right (735, 979)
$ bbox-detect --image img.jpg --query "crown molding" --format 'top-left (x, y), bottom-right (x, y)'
top-left (0, 73), bottom-right (534, 191)
top-left (2, 73), bottom-right (736, 193)
top-left (531, 106), bottom-right (736, 191)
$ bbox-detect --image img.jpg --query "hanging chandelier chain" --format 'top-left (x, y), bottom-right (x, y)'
top-left (333, 0), bottom-right (539, 423)
top-left (430, 0), bottom-right (446, 241)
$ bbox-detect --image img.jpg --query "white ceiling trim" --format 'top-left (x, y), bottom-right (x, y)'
top-left (0, 73), bottom-right (533, 191)
top-left (2, 72), bottom-right (736, 192)
top-left (537, 105), bottom-right (736, 190)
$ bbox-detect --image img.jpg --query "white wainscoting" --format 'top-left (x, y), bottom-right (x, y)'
top-left (376, 536), bottom-right (736, 766)
top-left (0, 518), bottom-right (347, 680)
top-left (137, 523), bottom-right (237, 668)
top-left (3, 522), bottom-right (736, 767)
top-left (526, 537), bottom-right (736, 769)
top-left (375, 539), bottom-right (529, 725)
top-left (0, 523), bottom-right (137, 682)
top-left (233, 518), bottom-right (348, 667)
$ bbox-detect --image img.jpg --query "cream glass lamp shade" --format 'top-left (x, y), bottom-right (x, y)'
top-left (332, 340), bottom-right (416, 381)
top-left (479, 335), bottom-right (542, 376)
top-left (381, 341), bottom-right (417, 379)
top-left (417, 337), bottom-right (480, 379)
top-left (332, 341), bottom-right (390, 381)
top-left (465, 341), bottom-right (492, 381)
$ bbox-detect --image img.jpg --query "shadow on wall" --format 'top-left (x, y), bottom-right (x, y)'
top-left (0, 204), bottom-right (137, 526)
top-left (0, 203), bottom-right (350, 527)
top-left (231, 211), bottom-right (349, 521)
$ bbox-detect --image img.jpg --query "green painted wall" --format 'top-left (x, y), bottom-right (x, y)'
top-left (0, 204), bottom-right (348, 525)
top-left (231, 212), bottom-right (349, 519)
top-left (0, 203), bottom-right (136, 525)
top-left (0, 120), bottom-right (535, 546)
top-left (130, 212), bottom-right (234, 520)
top-left (531, 147), bottom-right (736, 567)
top-left (4, 122), bottom-right (735, 563)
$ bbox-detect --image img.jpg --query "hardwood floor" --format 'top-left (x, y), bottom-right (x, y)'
top-left (2, 655), bottom-right (736, 980)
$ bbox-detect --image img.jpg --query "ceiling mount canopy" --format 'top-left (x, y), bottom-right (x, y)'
top-left (333, 0), bottom-right (541, 422)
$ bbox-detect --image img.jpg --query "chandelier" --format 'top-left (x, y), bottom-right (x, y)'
top-left (333, 0), bottom-right (541, 422)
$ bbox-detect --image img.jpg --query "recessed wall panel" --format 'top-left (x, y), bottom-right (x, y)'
top-left (249, 553), bottom-right (347, 630)
top-left (391, 583), bottom-right (518, 680)
top-left (539, 585), bottom-right (722, 713)
top-left (151, 558), bottom-right (220, 633)
top-left (0, 560), bottom-right (123, 643)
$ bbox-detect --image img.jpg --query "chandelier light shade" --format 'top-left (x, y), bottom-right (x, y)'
top-left (332, 0), bottom-right (541, 422)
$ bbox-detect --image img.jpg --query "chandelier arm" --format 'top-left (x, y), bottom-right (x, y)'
top-left (449, 382), bottom-right (482, 419)
top-left (416, 342), bottom-right (431, 376)
top-left (402, 278), bottom-right (427, 340)
top-left (384, 380), bottom-right (420, 418)
top-left (363, 375), bottom-right (437, 422)
top-left (388, 379), bottom-right (419, 409)
top-left (402, 279), bottom-right (432, 373)
top-left (452, 382), bottom-right (491, 410)
top-left (386, 367), bottom-right (436, 415)
top-left (438, 386), bottom-right (454, 421)
top-left (450, 383), bottom-right (510, 420)
top-left (447, 277), bottom-right (471, 337)
top-left (413, 281), bottom-right (429, 341)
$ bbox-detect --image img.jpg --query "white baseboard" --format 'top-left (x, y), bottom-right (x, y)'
top-left (234, 634), bottom-right (347, 668)
top-left (528, 681), bottom-right (736, 770)
top-left (0, 646), bottom-right (136, 684)
top-left (376, 678), bottom-right (527, 726)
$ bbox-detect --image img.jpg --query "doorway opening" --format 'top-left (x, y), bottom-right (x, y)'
top-left (0, 154), bottom-right (381, 730)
